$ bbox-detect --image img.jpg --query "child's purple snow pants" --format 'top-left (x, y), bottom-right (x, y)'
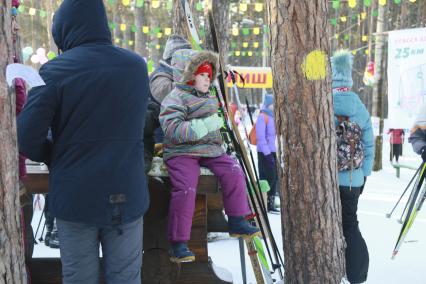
top-left (166, 154), bottom-right (251, 242)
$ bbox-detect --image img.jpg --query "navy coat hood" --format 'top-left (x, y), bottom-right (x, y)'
top-left (52, 0), bottom-right (112, 52)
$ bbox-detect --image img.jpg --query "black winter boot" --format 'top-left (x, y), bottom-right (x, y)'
top-left (228, 216), bottom-right (261, 238)
top-left (267, 196), bottom-right (280, 214)
top-left (169, 242), bottom-right (195, 263)
top-left (44, 218), bottom-right (54, 247)
top-left (48, 220), bottom-right (60, 249)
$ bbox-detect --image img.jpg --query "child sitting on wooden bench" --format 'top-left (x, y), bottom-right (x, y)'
top-left (159, 49), bottom-right (260, 263)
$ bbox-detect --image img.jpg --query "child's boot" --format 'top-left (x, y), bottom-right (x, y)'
top-left (267, 195), bottom-right (280, 214)
top-left (228, 216), bottom-right (261, 238)
top-left (170, 242), bottom-right (195, 263)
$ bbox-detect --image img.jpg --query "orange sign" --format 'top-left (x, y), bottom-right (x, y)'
top-left (226, 66), bottom-right (272, 89)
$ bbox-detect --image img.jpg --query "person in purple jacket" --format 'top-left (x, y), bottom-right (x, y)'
top-left (255, 94), bottom-right (279, 213)
top-left (159, 49), bottom-right (260, 263)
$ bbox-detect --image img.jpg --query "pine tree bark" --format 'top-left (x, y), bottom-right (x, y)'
top-left (372, 4), bottom-right (386, 171)
top-left (0, 1), bottom-right (27, 283)
top-left (45, 0), bottom-right (56, 52)
top-left (149, 4), bottom-right (160, 64)
top-left (112, 1), bottom-right (122, 47)
top-left (122, 9), bottom-right (133, 51)
top-left (203, 0), bottom-right (230, 65)
top-left (172, 0), bottom-right (191, 41)
top-left (267, 0), bottom-right (346, 282)
top-left (134, 4), bottom-right (147, 56)
top-left (422, 0), bottom-right (426, 26)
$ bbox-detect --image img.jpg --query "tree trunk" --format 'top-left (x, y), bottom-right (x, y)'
top-left (372, 3), bottom-right (386, 171)
top-left (45, 0), bottom-right (56, 52)
top-left (134, 4), bottom-right (147, 56)
top-left (267, 1), bottom-right (345, 283)
top-left (400, 1), bottom-right (408, 28)
top-left (0, 1), bottom-right (27, 283)
top-left (112, 1), bottom-right (122, 47)
top-left (122, 9), bottom-right (133, 51)
top-left (423, 0), bottom-right (426, 26)
top-left (172, 0), bottom-right (191, 41)
top-left (203, 0), bottom-right (230, 64)
top-left (149, 4), bottom-right (160, 64)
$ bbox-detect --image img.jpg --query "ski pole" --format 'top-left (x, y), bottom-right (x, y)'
top-left (386, 164), bottom-right (422, 218)
top-left (34, 201), bottom-right (46, 241)
top-left (238, 154), bottom-right (284, 277)
top-left (207, 15), bottom-right (284, 277)
top-left (216, 83), bottom-right (284, 277)
top-left (38, 222), bottom-right (46, 242)
top-left (239, 237), bottom-right (247, 284)
top-left (397, 164), bottom-right (424, 223)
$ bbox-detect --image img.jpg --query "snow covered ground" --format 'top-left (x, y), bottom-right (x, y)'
top-left (31, 137), bottom-right (426, 284)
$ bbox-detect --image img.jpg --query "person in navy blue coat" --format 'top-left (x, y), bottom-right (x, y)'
top-left (332, 50), bottom-right (374, 284)
top-left (17, 1), bottom-right (149, 283)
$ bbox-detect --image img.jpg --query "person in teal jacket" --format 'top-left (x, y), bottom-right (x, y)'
top-left (332, 50), bottom-right (375, 284)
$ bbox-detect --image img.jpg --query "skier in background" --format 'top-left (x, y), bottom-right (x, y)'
top-left (387, 128), bottom-right (405, 164)
top-left (255, 94), bottom-right (279, 213)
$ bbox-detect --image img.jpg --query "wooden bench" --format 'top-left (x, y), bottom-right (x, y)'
top-left (23, 158), bottom-right (232, 284)
top-left (391, 163), bottom-right (417, 178)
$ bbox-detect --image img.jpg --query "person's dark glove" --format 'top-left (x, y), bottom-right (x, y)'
top-left (360, 176), bottom-right (367, 194)
top-left (421, 146), bottom-right (426, 162)
top-left (265, 153), bottom-right (275, 168)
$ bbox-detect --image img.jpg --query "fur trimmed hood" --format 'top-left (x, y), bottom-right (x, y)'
top-left (171, 49), bottom-right (219, 83)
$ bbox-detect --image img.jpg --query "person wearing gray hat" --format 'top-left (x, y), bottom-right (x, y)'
top-left (143, 35), bottom-right (193, 173)
top-left (162, 34), bottom-right (193, 63)
top-left (151, 35), bottom-right (192, 104)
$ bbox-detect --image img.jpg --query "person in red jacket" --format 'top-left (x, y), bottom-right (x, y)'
top-left (387, 128), bottom-right (405, 163)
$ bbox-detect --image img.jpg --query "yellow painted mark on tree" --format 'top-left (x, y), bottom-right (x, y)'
top-left (301, 50), bottom-right (327, 80)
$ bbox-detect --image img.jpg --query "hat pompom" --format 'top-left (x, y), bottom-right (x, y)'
top-left (331, 50), bottom-right (353, 88)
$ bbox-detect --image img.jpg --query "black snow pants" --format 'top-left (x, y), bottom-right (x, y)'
top-left (339, 186), bottom-right (369, 284)
top-left (257, 152), bottom-right (278, 198)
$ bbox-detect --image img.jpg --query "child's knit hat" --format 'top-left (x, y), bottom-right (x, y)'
top-left (194, 62), bottom-right (213, 80)
top-left (331, 50), bottom-right (353, 89)
top-left (263, 94), bottom-right (274, 107)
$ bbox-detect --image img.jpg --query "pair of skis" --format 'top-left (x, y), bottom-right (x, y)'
top-left (205, 7), bottom-right (285, 284)
top-left (239, 235), bottom-right (275, 284)
top-left (388, 161), bottom-right (426, 258)
top-left (181, 1), bottom-right (284, 283)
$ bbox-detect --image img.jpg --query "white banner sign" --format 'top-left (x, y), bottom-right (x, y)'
top-left (388, 28), bottom-right (426, 128)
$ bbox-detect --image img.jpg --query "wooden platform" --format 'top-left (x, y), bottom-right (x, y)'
top-left (24, 159), bottom-right (232, 284)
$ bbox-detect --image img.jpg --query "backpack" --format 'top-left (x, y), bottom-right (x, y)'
top-left (249, 113), bottom-right (268, 145)
top-left (336, 116), bottom-right (364, 171)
